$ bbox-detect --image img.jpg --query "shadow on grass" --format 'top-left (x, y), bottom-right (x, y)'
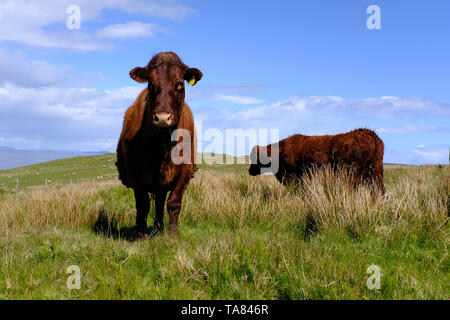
top-left (93, 207), bottom-right (137, 242)
top-left (302, 211), bottom-right (319, 240)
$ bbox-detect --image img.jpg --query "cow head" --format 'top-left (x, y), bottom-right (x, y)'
top-left (129, 52), bottom-right (203, 128)
top-left (249, 145), bottom-right (275, 176)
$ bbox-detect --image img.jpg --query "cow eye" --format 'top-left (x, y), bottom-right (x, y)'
top-left (175, 82), bottom-right (184, 91)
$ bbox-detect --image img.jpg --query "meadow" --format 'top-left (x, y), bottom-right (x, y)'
top-left (0, 155), bottom-right (448, 299)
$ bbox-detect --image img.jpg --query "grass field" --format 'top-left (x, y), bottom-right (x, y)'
top-left (0, 155), bottom-right (448, 299)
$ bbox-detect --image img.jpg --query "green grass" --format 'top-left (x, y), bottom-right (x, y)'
top-left (0, 155), bottom-right (448, 300)
top-left (1, 221), bottom-right (447, 299)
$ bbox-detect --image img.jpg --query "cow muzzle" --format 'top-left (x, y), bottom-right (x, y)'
top-left (153, 112), bottom-right (174, 127)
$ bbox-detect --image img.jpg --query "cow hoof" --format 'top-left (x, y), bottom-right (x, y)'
top-left (135, 231), bottom-right (149, 241)
top-left (148, 226), bottom-right (164, 238)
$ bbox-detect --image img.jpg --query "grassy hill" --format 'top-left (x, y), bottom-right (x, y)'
top-left (0, 154), bottom-right (118, 191)
top-left (0, 153), bottom-right (250, 191)
top-left (0, 155), bottom-right (448, 299)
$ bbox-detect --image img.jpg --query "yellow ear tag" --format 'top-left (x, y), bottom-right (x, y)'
top-left (188, 77), bottom-right (197, 86)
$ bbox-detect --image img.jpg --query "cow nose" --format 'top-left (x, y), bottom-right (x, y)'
top-left (152, 112), bottom-right (173, 127)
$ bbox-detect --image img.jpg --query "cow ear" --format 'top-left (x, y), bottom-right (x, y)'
top-left (184, 68), bottom-right (203, 86)
top-left (130, 67), bottom-right (149, 83)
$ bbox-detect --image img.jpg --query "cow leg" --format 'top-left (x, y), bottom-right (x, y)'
top-left (149, 192), bottom-right (167, 237)
top-left (354, 169), bottom-right (365, 188)
top-left (134, 189), bottom-right (150, 239)
top-left (167, 171), bottom-right (192, 234)
top-left (362, 166), bottom-right (385, 196)
top-left (373, 166), bottom-right (385, 196)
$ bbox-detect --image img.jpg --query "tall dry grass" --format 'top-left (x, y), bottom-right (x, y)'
top-left (183, 166), bottom-right (449, 239)
top-left (0, 166), bottom-right (448, 242)
top-left (0, 181), bottom-right (115, 235)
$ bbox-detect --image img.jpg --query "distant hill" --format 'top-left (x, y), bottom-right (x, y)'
top-left (0, 147), bottom-right (109, 170)
top-left (197, 153), bottom-right (250, 165)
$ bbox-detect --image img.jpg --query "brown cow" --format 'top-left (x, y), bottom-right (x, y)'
top-left (116, 52), bottom-right (202, 239)
top-left (249, 129), bottom-right (385, 194)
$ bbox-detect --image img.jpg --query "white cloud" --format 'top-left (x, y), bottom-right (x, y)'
top-left (0, 28), bottom-right (113, 51)
top-left (412, 145), bottom-right (449, 164)
top-left (0, 83), bottom-right (144, 151)
top-left (377, 125), bottom-right (449, 134)
top-left (190, 94), bottom-right (450, 164)
top-left (0, 48), bottom-right (69, 87)
top-left (357, 96), bottom-right (450, 119)
top-left (213, 94), bottom-right (264, 105)
top-left (0, 0), bottom-right (195, 50)
top-left (232, 96), bottom-right (450, 122)
top-left (96, 22), bottom-right (160, 39)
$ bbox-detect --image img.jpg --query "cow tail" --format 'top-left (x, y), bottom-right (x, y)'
top-left (116, 138), bottom-right (130, 188)
top-left (363, 129), bottom-right (385, 194)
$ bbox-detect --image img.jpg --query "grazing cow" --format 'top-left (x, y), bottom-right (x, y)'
top-left (116, 52), bottom-right (203, 239)
top-left (249, 129), bottom-right (385, 194)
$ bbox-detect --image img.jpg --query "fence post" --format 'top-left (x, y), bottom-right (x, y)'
top-left (45, 178), bottom-right (48, 186)
top-left (16, 178), bottom-right (19, 190)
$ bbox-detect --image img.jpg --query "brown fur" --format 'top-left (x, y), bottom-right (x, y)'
top-left (249, 129), bottom-right (385, 194)
top-left (116, 52), bottom-right (202, 238)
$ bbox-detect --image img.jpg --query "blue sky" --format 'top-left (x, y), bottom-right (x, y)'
top-left (0, 0), bottom-right (449, 164)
